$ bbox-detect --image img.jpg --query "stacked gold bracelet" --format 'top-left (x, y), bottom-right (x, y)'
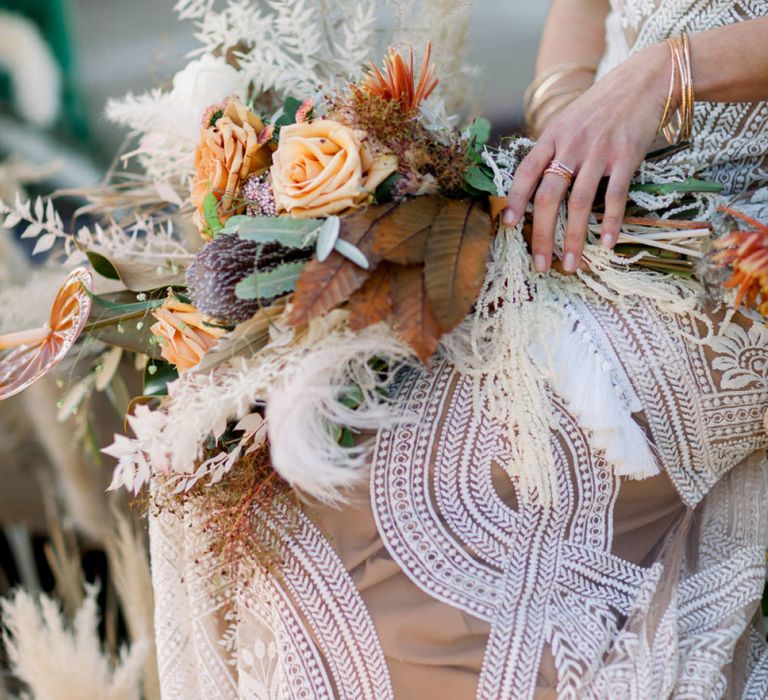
top-left (658, 33), bottom-right (695, 144)
top-left (524, 63), bottom-right (597, 135)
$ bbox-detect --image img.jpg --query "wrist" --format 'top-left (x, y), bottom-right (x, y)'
top-left (638, 42), bottom-right (680, 112)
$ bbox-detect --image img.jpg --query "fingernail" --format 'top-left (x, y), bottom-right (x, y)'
top-left (502, 209), bottom-right (516, 226)
top-left (533, 254), bottom-right (547, 272)
top-left (563, 252), bottom-right (578, 271)
top-left (601, 233), bottom-right (615, 249)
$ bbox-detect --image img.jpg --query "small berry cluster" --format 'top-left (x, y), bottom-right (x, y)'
top-left (242, 174), bottom-right (277, 217)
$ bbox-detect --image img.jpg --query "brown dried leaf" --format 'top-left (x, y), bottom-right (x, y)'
top-left (348, 264), bottom-right (393, 332)
top-left (424, 199), bottom-right (492, 332)
top-left (372, 195), bottom-right (444, 264)
top-left (391, 265), bottom-right (442, 363)
top-left (287, 203), bottom-right (398, 326)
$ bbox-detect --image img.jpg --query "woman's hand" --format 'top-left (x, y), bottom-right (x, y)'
top-left (503, 43), bottom-right (673, 273)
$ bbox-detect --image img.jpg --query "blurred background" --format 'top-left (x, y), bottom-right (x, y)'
top-left (0, 2), bottom-right (548, 696)
top-left (2, 0), bottom-right (548, 171)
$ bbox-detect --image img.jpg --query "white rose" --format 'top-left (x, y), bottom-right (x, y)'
top-left (169, 55), bottom-right (244, 142)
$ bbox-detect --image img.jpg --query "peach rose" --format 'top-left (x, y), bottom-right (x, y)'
top-left (150, 298), bottom-right (226, 372)
top-left (270, 119), bottom-right (397, 219)
top-left (190, 100), bottom-right (274, 231)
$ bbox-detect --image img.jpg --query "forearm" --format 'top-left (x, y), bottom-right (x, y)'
top-left (528, 0), bottom-right (609, 135)
top-left (536, 0), bottom-right (609, 75)
top-left (691, 18), bottom-right (768, 103)
top-left (636, 17), bottom-right (768, 108)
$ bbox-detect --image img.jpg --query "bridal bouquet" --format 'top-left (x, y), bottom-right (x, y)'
top-left (0, 0), bottom-right (763, 567)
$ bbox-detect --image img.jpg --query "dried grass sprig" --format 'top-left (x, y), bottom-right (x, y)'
top-left (156, 440), bottom-right (297, 580)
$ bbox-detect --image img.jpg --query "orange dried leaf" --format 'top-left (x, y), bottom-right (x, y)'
top-left (391, 265), bottom-right (442, 362)
top-left (372, 196), bottom-right (444, 264)
top-left (423, 199), bottom-right (493, 332)
top-left (488, 195), bottom-right (508, 223)
top-left (348, 264), bottom-right (393, 332)
top-left (287, 203), bottom-right (397, 326)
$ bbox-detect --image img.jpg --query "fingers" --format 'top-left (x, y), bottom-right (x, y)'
top-left (561, 161), bottom-right (605, 272)
top-left (599, 163), bottom-right (634, 248)
top-left (530, 171), bottom-right (570, 272)
top-left (502, 141), bottom-right (555, 228)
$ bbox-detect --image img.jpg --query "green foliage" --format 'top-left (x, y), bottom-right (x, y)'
top-left (274, 96), bottom-right (304, 132)
top-left (234, 261), bottom-right (307, 300)
top-left (143, 360), bottom-right (178, 397)
top-left (464, 164), bottom-right (498, 196)
top-left (203, 191), bottom-right (224, 238)
top-left (221, 214), bottom-right (322, 247)
top-left (85, 251), bottom-right (120, 280)
top-left (375, 173), bottom-right (403, 203)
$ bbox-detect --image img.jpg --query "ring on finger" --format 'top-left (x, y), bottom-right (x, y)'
top-left (543, 159), bottom-right (576, 187)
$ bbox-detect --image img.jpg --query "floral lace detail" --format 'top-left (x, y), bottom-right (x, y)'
top-left (581, 296), bottom-right (768, 506)
top-left (709, 323), bottom-right (768, 390)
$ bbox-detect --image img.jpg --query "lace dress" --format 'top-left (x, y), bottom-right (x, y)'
top-left (149, 2), bottom-right (768, 698)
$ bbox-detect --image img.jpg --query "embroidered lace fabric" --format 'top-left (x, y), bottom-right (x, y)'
top-left (149, 2), bottom-right (768, 698)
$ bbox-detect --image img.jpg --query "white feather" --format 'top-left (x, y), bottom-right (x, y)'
top-left (267, 324), bottom-right (416, 504)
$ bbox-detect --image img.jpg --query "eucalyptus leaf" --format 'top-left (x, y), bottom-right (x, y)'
top-left (316, 217), bottom-right (341, 262)
top-left (234, 261), bottom-right (307, 300)
top-left (221, 215), bottom-right (322, 248)
top-left (333, 238), bottom-right (369, 269)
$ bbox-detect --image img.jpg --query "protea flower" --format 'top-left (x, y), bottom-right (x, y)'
top-left (186, 234), bottom-right (311, 323)
top-left (360, 42), bottom-right (438, 113)
top-left (712, 206), bottom-right (768, 317)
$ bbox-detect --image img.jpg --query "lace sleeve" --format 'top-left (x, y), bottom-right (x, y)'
top-left (581, 296), bottom-right (768, 506)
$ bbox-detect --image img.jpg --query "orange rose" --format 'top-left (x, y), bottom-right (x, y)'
top-left (150, 298), bottom-right (226, 372)
top-left (270, 120), bottom-right (397, 219)
top-left (190, 100), bottom-right (274, 231)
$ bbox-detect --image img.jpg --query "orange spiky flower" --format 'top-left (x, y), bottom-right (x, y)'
top-left (360, 42), bottom-right (439, 113)
top-left (712, 206), bottom-right (768, 317)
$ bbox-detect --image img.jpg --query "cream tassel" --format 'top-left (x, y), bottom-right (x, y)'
top-left (531, 309), bottom-right (660, 480)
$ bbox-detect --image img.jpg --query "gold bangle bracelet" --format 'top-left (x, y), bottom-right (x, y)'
top-left (524, 63), bottom-right (597, 132)
top-left (658, 33), bottom-right (695, 145)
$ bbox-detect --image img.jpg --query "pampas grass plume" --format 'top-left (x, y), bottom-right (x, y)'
top-left (1, 585), bottom-right (147, 700)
